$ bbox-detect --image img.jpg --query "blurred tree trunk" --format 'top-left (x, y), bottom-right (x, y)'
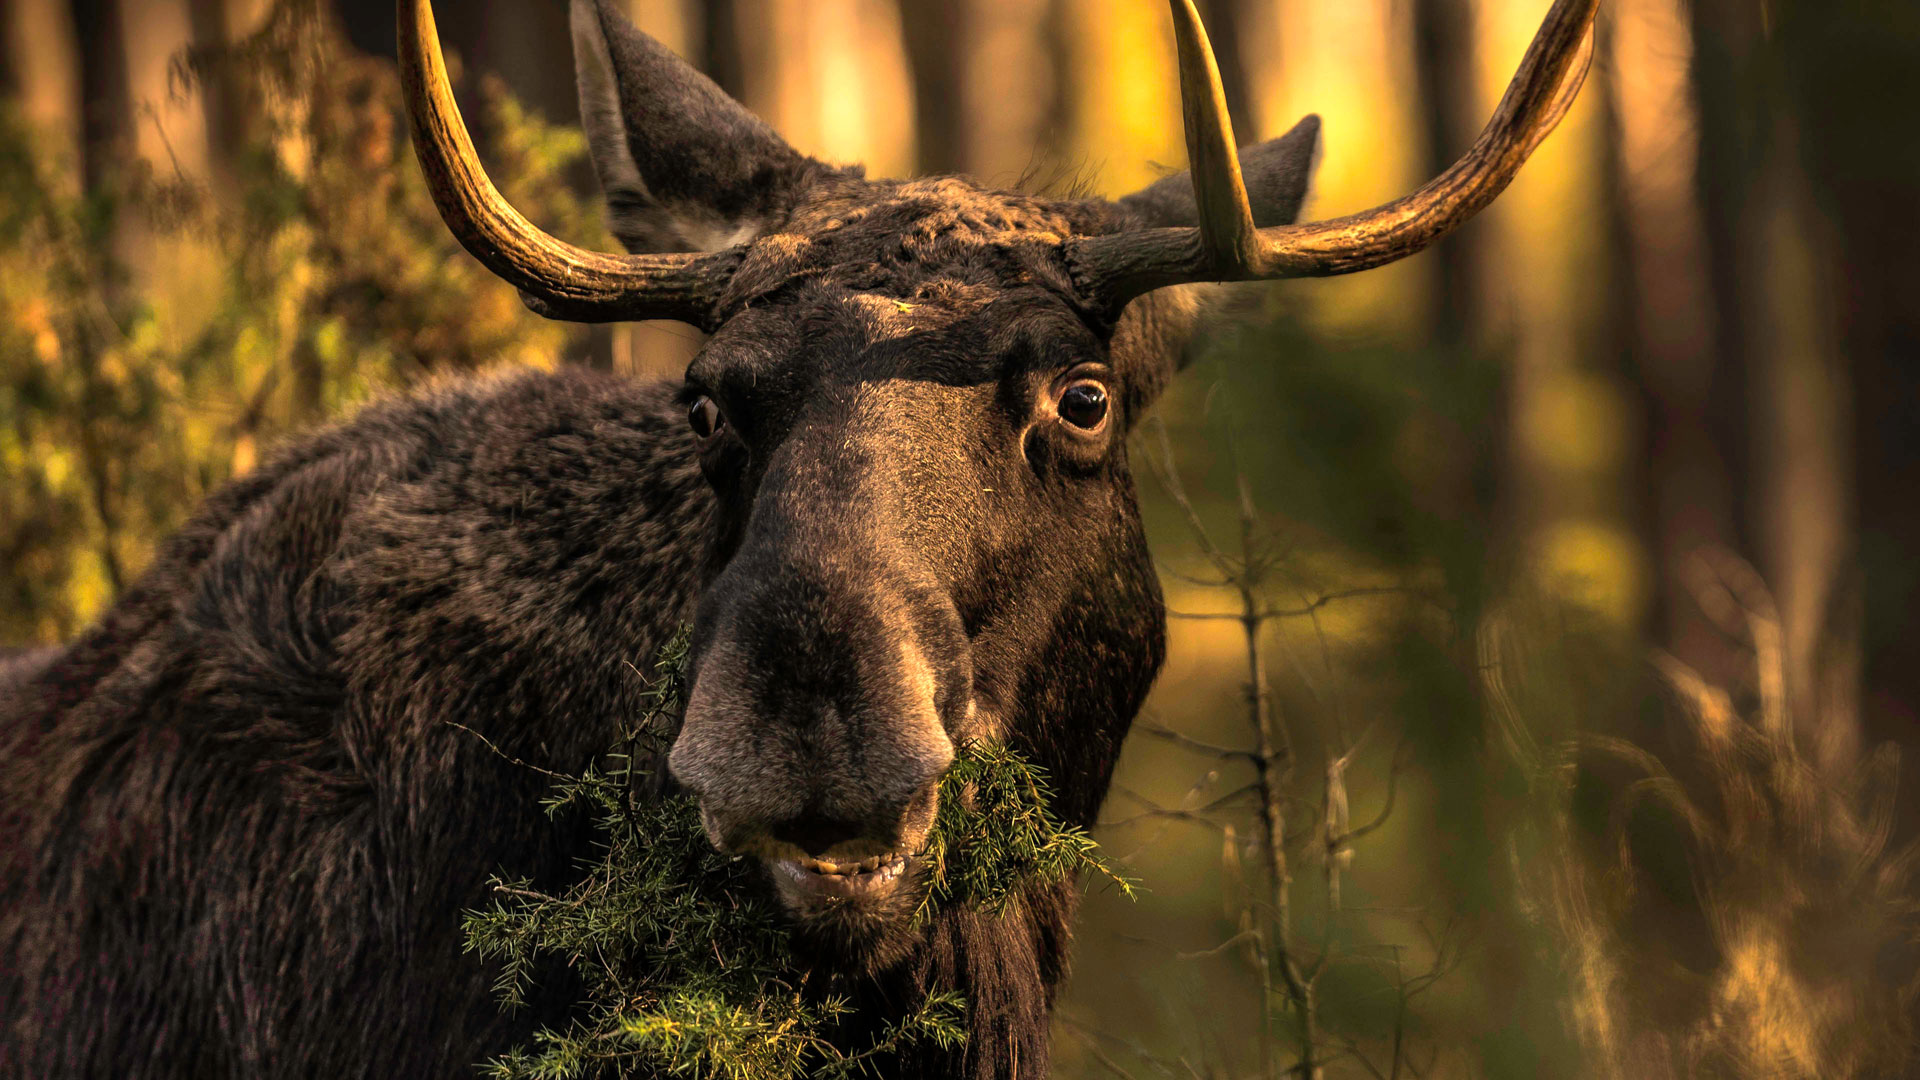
top-left (478, 0), bottom-right (574, 121)
top-left (186, 0), bottom-right (270, 181)
top-left (69, 0), bottom-right (132, 192)
top-left (478, 0), bottom-right (615, 371)
top-left (1194, 0), bottom-right (1251, 135)
top-left (4, 0), bottom-right (81, 162)
top-left (897, 0), bottom-right (967, 175)
top-left (1683, 0), bottom-right (1760, 562)
top-left (185, 0), bottom-right (234, 162)
top-left (1041, 0), bottom-right (1073, 161)
top-left (702, 0), bottom-right (746, 100)
top-left (1410, 0), bottom-right (1513, 616)
top-left (1689, 0), bottom-right (1859, 771)
top-left (57, 0), bottom-right (137, 588)
top-left (897, 0), bottom-right (1058, 185)
top-left (120, 0), bottom-right (208, 172)
top-left (330, 1), bottom-right (577, 170)
top-left (1409, 0), bottom-right (1481, 351)
top-left (1600, 0), bottom-right (1743, 697)
top-left (1748, 130), bottom-right (1852, 770)
top-left (1769, 0), bottom-right (1920, 784)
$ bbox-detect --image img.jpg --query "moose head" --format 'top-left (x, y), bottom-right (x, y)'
top-left (399, 0), bottom-right (1595, 970)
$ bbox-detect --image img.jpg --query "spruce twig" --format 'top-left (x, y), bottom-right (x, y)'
top-left (455, 626), bottom-right (1124, 1079)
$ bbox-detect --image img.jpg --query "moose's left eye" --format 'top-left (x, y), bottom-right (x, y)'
top-left (1057, 381), bottom-right (1110, 432)
top-left (688, 395), bottom-right (724, 440)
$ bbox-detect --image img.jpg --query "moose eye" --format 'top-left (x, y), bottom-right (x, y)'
top-left (688, 396), bottom-right (724, 440)
top-left (1057, 381), bottom-right (1110, 432)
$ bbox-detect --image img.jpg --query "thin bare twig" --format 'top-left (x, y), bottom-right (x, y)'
top-left (1144, 414), bottom-right (1238, 579)
top-left (1177, 928), bottom-right (1265, 961)
top-left (1340, 740), bottom-right (1414, 845)
top-left (1107, 768), bottom-right (1236, 862)
top-left (1058, 1015), bottom-right (1178, 1080)
top-left (1102, 799), bottom-right (1249, 831)
top-left (1156, 559), bottom-right (1235, 588)
top-left (1133, 721), bottom-right (1262, 764)
top-left (1100, 806), bottom-right (1230, 831)
top-left (444, 719), bottom-right (570, 781)
top-left (492, 884), bottom-right (561, 904)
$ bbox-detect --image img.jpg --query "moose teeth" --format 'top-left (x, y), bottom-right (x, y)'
top-left (798, 854), bottom-right (906, 878)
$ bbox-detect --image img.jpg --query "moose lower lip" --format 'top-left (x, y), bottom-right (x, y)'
top-left (770, 853), bottom-right (910, 901)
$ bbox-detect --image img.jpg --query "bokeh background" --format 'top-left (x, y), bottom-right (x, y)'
top-left (4, 0), bottom-right (1918, 1076)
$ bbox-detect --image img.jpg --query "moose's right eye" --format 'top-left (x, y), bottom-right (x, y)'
top-left (688, 396), bottom-right (725, 440)
top-left (1057, 381), bottom-right (1110, 432)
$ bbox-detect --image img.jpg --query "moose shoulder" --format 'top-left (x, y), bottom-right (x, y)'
top-left (0, 0), bottom-right (1597, 1076)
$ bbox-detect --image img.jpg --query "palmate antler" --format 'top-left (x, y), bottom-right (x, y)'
top-left (1070, 0), bottom-right (1599, 310)
top-left (399, 0), bottom-right (1596, 326)
top-left (397, 0), bottom-right (739, 327)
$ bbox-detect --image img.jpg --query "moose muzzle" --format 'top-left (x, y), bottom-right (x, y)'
top-left (667, 558), bottom-right (964, 875)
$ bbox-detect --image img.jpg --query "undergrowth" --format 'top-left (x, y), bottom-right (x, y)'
top-left (461, 627), bottom-right (1131, 1079)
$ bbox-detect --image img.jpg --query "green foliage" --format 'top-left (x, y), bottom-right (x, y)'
top-left (0, 0), bottom-right (596, 643)
top-left (462, 628), bottom-right (1124, 1079)
top-left (919, 740), bottom-right (1136, 920)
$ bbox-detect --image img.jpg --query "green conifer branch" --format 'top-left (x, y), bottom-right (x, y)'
top-left (458, 627), bottom-right (1124, 1078)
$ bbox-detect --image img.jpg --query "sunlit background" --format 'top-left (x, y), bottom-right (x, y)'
top-left (4, 0), bottom-right (1918, 1076)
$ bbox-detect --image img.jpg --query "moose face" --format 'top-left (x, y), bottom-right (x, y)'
top-left (667, 205), bottom-right (1163, 961)
top-left (673, 288), bottom-right (1150, 960)
top-left (400, 0), bottom-right (1598, 968)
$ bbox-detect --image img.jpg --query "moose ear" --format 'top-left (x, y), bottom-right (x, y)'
top-left (571, 0), bottom-right (818, 253)
top-left (1119, 114), bottom-right (1323, 229)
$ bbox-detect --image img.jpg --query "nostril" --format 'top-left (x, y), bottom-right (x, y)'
top-left (769, 814), bottom-right (867, 858)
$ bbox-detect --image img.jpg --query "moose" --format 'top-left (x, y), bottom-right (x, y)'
top-left (0, 0), bottom-right (1596, 1075)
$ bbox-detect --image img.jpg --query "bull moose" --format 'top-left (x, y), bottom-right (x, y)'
top-left (0, 0), bottom-right (1597, 1075)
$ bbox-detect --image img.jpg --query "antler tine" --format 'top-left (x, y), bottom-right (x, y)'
top-left (1171, 0), bottom-right (1260, 278)
top-left (1072, 0), bottom-right (1600, 309)
top-left (398, 0), bottom-right (736, 328)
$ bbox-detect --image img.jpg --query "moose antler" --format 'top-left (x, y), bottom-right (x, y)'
top-left (398, 0), bottom-right (738, 327)
top-left (1071, 0), bottom-right (1598, 309)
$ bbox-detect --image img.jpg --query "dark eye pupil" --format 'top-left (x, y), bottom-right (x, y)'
top-left (1059, 384), bottom-right (1109, 430)
top-left (688, 396), bottom-right (722, 439)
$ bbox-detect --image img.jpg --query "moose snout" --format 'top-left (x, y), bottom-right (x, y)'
top-left (669, 701), bottom-right (953, 860)
top-left (666, 615), bottom-right (961, 862)
top-left (668, 468), bottom-right (973, 868)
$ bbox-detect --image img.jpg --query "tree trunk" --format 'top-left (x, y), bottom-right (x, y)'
top-left (702, 0), bottom-right (747, 101)
top-left (4, 0), bottom-right (81, 162)
top-left (1409, 0), bottom-right (1481, 350)
top-left (1683, 0), bottom-right (1761, 576)
top-left (69, 0), bottom-right (132, 192)
top-left (897, 0), bottom-right (968, 176)
top-left (1601, 0), bottom-right (1742, 699)
top-left (1687, 0), bottom-right (1862, 771)
top-left (185, 0), bottom-right (254, 186)
top-left (1195, 0), bottom-right (1252, 143)
top-left (1769, 0), bottom-right (1920, 785)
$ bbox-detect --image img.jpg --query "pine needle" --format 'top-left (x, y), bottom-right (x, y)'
top-left (460, 626), bottom-right (1125, 1078)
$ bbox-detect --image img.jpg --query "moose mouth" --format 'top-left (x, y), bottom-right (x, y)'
top-left (768, 852), bottom-right (914, 905)
top-left (762, 849), bottom-right (928, 973)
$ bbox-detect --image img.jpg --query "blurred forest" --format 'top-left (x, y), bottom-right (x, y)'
top-left (3, 0), bottom-right (1919, 1077)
